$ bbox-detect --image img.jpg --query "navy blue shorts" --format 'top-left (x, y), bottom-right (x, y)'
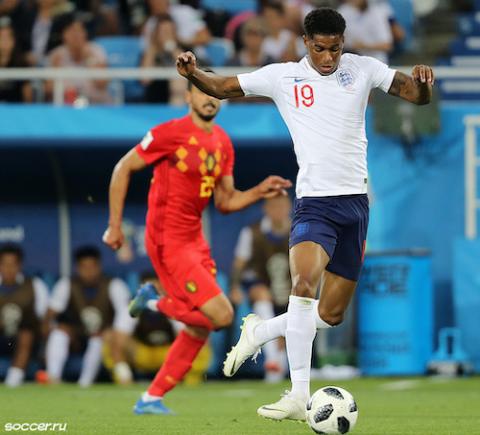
top-left (289, 194), bottom-right (369, 281)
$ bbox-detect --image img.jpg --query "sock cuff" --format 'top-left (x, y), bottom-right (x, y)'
top-left (289, 295), bottom-right (315, 307)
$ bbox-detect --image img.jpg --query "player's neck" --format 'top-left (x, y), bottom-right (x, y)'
top-left (190, 113), bottom-right (214, 133)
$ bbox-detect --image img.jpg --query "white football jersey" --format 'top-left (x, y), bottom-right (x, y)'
top-left (237, 54), bottom-right (396, 198)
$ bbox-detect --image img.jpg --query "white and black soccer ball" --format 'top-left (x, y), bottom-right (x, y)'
top-left (306, 386), bottom-right (358, 434)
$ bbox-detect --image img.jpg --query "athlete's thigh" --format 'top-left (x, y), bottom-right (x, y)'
top-left (289, 241), bottom-right (331, 297)
top-left (319, 270), bottom-right (357, 315)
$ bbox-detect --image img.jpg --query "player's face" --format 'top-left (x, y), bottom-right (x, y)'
top-left (76, 257), bottom-right (102, 286)
top-left (0, 254), bottom-right (21, 286)
top-left (187, 86), bottom-right (221, 122)
top-left (304, 33), bottom-right (344, 76)
top-left (264, 196), bottom-right (292, 226)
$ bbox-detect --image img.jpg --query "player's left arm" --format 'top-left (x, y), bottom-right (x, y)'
top-left (388, 65), bottom-right (434, 105)
top-left (214, 175), bottom-right (292, 214)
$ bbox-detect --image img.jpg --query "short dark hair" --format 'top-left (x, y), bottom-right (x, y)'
top-left (74, 245), bottom-right (101, 263)
top-left (304, 7), bottom-right (346, 38)
top-left (0, 243), bottom-right (24, 262)
top-left (188, 67), bottom-right (215, 91)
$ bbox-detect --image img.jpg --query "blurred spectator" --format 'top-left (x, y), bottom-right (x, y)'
top-left (0, 17), bottom-right (33, 103)
top-left (43, 246), bottom-right (135, 386)
top-left (224, 9), bottom-right (256, 52)
top-left (104, 274), bottom-right (210, 385)
top-left (142, 0), bottom-right (211, 51)
top-left (260, 0), bottom-right (301, 62)
top-left (338, 0), bottom-right (393, 63)
top-left (72, 0), bottom-right (120, 36)
top-left (18, 0), bottom-right (75, 67)
top-left (0, 0), bottom-right (22, 29)
top-left (0, 244), bottom-right (49, 387)
top-left (141, 14), bottom-right (182, 103)
top-left (227, 17), bottom-right (274, 67)
top-left (47, 14), bottom-right (111, 104)
top-left (285, 0), bottom-right (339, 34)
top-left (230, 196), bottom-right (292, 382)
top-left (375, 0), bottom-right (406, 52)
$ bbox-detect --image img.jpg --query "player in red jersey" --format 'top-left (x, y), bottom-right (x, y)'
top-left (103, 76), bottom-right (291, 415)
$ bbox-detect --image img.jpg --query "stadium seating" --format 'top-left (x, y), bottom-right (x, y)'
top-left (201, 0), bottom-right (257, 14)
top-left (205, 38), bottom-right (235, 66)
top-left (95, 36), bottom-right (144, 103)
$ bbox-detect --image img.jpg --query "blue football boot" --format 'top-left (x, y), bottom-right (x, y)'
top-left (133, 397), bottom-right (174, 415)
top-left (128, 283), bottom-right (159, 318)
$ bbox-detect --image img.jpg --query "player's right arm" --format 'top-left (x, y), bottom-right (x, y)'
top-left (103, 149), bottom-right (147, 250)
top-left (176, 51), bottom-right (244, 99)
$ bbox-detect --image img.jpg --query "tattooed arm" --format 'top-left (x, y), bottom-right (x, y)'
top-left (388, 65), bottom-right (434, 105)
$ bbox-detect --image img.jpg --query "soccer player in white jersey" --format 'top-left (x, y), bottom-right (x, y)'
top-left (176, 7), bottom-right (434, 421)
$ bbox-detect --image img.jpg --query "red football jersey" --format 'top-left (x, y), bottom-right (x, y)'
top-left (135, 115), bottom-right (235, 246)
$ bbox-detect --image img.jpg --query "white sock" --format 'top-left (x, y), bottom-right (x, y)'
top-left (253, 299), bottom-right (332, 347)
top-left (313, 300), bottom-right (333, 329)
top-left (5, 366), bottom-right (25, 387)
top-left (46, 328), bottom-right (70, 381)
top-left (142, 391), bottom-right (162, 402)
top-left (78, 336), bottom-right (103, 387)
top-left (253, 313), bottom-right (287, 346)
top-left (253, 301), bottom-right (281, 366)
top-left (285, 295), bottom-right (316, 401)
top-left (147, 300), bottom-right (159, 311)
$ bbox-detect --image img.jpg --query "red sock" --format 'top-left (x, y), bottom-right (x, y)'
top-left (157, 298), bottom-right (214, 330)
top-left (148, 330), bottom-right (206, 397)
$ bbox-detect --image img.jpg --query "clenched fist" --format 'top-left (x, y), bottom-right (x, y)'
top-left (176, 51), bottom-right (197, 78)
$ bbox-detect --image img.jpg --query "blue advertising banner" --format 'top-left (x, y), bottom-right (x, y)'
top-left (357, 252), bottom-right (434, 375)
top-left (453, 239), bottom-right (480, 372)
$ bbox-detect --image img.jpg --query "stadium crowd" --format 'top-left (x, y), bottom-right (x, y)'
top-left (0, 0), bottom-right (407, 104)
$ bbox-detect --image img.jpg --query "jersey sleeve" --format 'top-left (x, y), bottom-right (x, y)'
top-left (135, 122), bottom-right (175, 165)
top-left (365, 56), bottom-right (396, 93)
top-left (237, 63), bottom-right (286, 98)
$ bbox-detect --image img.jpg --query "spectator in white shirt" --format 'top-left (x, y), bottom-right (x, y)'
top-left (260, 0), bottom-right (301, 62)
top-left (338, 0), bottom-right (393, 64)
top-left (142, 0), bottom-right (211, 51)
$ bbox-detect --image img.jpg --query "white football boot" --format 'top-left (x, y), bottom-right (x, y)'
top-left (223, 314), bottom-right (263, 377)
top-left (257, 391), bottom-right (307, 421)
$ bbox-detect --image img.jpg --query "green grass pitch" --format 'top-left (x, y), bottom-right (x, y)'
top-left (1, 378), bottom-right (479, 434)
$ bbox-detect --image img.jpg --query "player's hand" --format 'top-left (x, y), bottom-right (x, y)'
top-left (176, 51), bottom-right (197, 78)
top-left (412, 65), bottom-right (434, 85)
top-left (102, 225), bottom-right (124, 250)
top-left (257, 175), bottom-right (292, 199)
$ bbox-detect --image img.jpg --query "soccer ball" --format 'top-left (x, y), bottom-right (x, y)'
top-left (306, 386), bottom-right (358, 434)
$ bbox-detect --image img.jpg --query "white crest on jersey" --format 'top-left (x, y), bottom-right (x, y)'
top-left (140, 131), bottom-right (154, 150)
top-left (337, 69), bottom-right (355, 90)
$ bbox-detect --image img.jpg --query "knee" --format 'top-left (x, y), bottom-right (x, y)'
top-left (318, 306), bottom-right (344, 326)
top-left (291, 277), bottom-right (315, 298)
top-left (212, 305), bottom-right (234, 329)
